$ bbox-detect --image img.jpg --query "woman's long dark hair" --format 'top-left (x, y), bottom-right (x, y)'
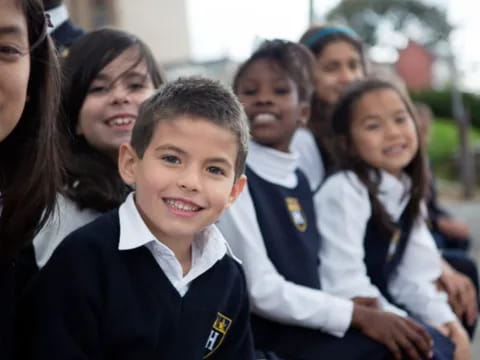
top-left (299, 25), bottom-right (367, 171)
top-left (331, 78), bottom-right (427, 232)
top-left (0, 0), bottom-right (62, 262)
top-left (60, 28), bottom-right (164, 212)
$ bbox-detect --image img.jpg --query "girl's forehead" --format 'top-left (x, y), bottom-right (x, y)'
top-left (241, 58), bottom-right (291, 81)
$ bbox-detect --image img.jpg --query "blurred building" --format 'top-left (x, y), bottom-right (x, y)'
top-left (395, 39), bottom-right (434, 91)
top-left (65, 0), bottom-right (191, 64)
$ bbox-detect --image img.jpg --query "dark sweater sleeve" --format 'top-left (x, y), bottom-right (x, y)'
top-left (17, 232), bottom-right (104, 360)
top-left (427, 178), bottom-right (450, 230)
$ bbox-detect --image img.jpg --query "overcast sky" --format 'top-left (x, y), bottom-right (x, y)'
top-left (187, 0), bottom-right (480, 92)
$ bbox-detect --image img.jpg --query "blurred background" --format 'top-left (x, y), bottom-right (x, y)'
top-left (64, 0), bottom-right (480, 355)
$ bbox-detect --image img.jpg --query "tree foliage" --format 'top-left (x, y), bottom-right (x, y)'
top-left (326, 0), bottom-right (453, 51)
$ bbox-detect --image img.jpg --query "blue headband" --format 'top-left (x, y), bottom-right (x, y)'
top-left (303, 27), bottom-right (359, 48)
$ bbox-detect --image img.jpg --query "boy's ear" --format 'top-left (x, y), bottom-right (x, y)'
top-left (118, 144), bottom-right (138, 185)
top-left (225, 175), bottom-right (247, 209)
top-left (298, 102), bottom-right (311, 127)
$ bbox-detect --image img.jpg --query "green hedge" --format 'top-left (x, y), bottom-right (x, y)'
top-left (428, 118), bottom-right (480, 180)
top-left (410, 90), bottom-right (480, 129)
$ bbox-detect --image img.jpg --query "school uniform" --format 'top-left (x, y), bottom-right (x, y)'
top-left (290, 127), bottom-right (324, 191)
top-left (46, 5), bottom-right (85, 54)
top-left (14, 194), bottom-right (99, 295)
top-left (33, 194), bottom-right (100, 268)
top-left (18, 193), bottom-right (254, 360)
top-left (317, 171), bottom-right (456, 358)
top-left (218, 141), bottom-right (391, 360)
top-left (0, 261), bottom-right (15, 360)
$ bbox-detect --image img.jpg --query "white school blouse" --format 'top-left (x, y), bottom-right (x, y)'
top-left (218, 141), bottom-right (353, 338)
top-left (118, 193), bottom-right (234, 297)
top-left (290, 127), bottom-right (324, 191)
top-left (33, 194), bottom-right (99, 268)
top-left (317, 170), bottom-right (456, 325)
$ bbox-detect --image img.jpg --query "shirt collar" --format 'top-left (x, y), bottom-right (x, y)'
top-left (246, 140), bottom-right (299, 188)
top-left (118, 192), bottom-right (234, 262)
top-left (377, 170), bottom-right (411, 218)
top-left (45, 4), bottom-right (69, 34)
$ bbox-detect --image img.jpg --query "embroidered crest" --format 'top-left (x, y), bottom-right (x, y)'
top-left (203, 312), bottom-right (232, 358)
top-left (285, 197), bottom-right (307, 232)
top-left (386, 229), bottom-right (401, 262)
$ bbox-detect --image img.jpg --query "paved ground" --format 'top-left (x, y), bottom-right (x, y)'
top-left (442, 199), bottom-right (480, 358)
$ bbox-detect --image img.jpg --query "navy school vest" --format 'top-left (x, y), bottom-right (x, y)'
top-left (363, 200), bottom-right (413, 303)
top-left (245, 166), bottom-right (321, 289)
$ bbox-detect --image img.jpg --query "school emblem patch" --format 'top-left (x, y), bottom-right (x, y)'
top-left (285, 197), bottom-right (307, 232)
top-left (203, 312), bottom-right (232, 358)
top-left (386, 229), bottom-right (401, 262)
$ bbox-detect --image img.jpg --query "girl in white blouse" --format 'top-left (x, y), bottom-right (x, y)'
top-left (317, 78), bottom-right (470, 360)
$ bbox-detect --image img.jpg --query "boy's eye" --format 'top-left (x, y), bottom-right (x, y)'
top-left (161, 155), bottom-right (181, 164)
top-left (207, 166), bottom-right (226, 176)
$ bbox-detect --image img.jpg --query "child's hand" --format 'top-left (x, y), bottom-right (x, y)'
top-left (438, 262), bottom-right (478, 326)
top-left (352, 296), bottom-right (379, 309)
top-left (433, 321), bottom-right (471, 360)
top-left (437, 217), bottom-right (470, 239)
top-left (351, 304), bottom-right (433, 360)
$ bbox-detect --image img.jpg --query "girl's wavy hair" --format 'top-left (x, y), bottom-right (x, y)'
top-left (331, 78), bottom-right (428, 232)
top-left (0, 0), bottom-right (62, 261)
top-left (60, 28), bottom-right (164, 212)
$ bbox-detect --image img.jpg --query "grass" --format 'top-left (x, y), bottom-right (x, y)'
top-left (428, 118), bottom-right (480, 180)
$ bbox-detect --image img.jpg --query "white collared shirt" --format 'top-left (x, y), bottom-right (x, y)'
top-left (317, 170), bottom-right (456, 325)
top-left (34, 194), bottom-right (100, 268)
top-left (218, 140), bottom-right (353, 338)
top-left (290, 128), bottom-right (325, 191)
top-left (119, 193), bottom-right (231, 297)
top-left (45, 5), bottom-right (69, 34)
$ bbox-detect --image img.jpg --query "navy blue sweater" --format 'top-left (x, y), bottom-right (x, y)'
top-left (18, 210), bottom-right (254, 359)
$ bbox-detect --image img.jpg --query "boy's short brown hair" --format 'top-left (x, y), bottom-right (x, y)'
top-left (131, 76), bottom-right (249, 180)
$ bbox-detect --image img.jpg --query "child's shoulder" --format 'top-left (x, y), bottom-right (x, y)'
top-left (318, 170), bottom-right (368, 202)
top-left (50, 209), bottom-right (120, 264)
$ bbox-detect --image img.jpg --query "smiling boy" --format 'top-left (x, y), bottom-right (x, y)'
top-left (18, 77), bottom-right (254, 360)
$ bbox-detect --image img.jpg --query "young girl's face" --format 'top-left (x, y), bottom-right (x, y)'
top-left (314, 40), bottom-right (363, 105)
top-left (77, 46), bottom-right (155, 157)
top-left (349, 88), bottom-right (419, 178)
top-left (0, 0), bottom-right (30, 142)
top-left (236, 59), bottom-right (309, 152)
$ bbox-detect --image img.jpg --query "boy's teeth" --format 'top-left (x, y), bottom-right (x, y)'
top-left (165, 199), bottom-right (200, 211)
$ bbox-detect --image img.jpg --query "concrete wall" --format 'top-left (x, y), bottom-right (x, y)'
top-left (114, 0), bottom-right (191, 64)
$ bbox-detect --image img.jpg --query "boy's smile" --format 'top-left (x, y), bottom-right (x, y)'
top-left (119, 115), bottom-right (245, 246)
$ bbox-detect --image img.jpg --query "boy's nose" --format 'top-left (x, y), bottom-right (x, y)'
top-left (177, 168), bottom-right (201, 192)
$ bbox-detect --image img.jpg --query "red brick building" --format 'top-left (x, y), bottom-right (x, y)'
top-left (395, 39), bottom-right (434, 91)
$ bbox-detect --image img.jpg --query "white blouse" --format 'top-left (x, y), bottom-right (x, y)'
top-left (218, 141), bottom-right (353, 338)
top-left (290, 127), bottom-right (324, 191)
top-left (317, 170), bottom-right (456, 325)
top-left (33, 194), bottom-right (99, 268)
